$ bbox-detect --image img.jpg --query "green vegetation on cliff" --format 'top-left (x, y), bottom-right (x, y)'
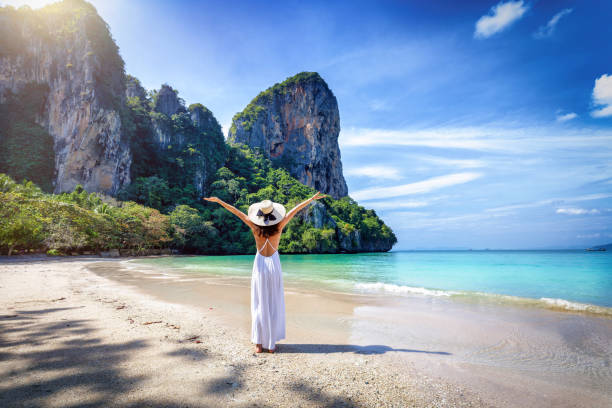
top-left (0, 82), bottom-right (55, 192)
top-left (119, 85), bottom-right (227, 212)
top-left (203, 143), bottom-right (396, 254)
top-left (0, 138), bottom-right (396, 255)
top-left (120, 139), bottom-right (396, 255)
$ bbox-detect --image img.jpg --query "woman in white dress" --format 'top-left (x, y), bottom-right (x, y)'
top-left (203, 192), bottom-right (326, 353)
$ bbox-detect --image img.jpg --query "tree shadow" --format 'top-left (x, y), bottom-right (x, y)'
top-left (0, 308), bottom-right (148, 407)
top-left (288, 381), bottom-right (364, 408)
top-left (0, 305), bottom-right (211, 407)
top-left (202, 363), bottom-right (246, 395)
top-left (166, 347), bottom-right (208, 362)
top-left (1, 304), bottom-right (441, 407)
top-left (277, 344), bottom-right (451, 355)
top-left (15, 307), bottom-right (83, 315)
top-left (200, 363), bottom-right (362, 407)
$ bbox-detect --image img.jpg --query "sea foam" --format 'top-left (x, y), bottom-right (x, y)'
top-left (353, 282), bottom-right (612, 316)
top-left (538, 297), bottom-right (610, 314)
top-left (354, 282), bottom-right (457, 297)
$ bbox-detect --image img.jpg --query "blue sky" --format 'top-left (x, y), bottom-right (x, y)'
top-left (5, 0), bottom-right (612, 249)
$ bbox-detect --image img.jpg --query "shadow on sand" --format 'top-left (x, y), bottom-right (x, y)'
top-left (278, 343), bottom-right (451, 355)
top-left (0, 305), bottom-right (374, 407)
top-left (0, 307), bottom-right (153, 407)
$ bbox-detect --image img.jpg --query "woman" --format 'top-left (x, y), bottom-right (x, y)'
top-left (203, 192), bottom-right (327, 353)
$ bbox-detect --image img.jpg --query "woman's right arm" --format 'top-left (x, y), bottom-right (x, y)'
top-left (279, 192), bottom-right (327, 229)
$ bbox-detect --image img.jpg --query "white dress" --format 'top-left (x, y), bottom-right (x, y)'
top-left (251, 238), bottom-right (286, 350)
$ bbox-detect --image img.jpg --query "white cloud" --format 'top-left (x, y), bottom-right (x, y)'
top-left (387, 211), bottom-right (506, 231)
top-left (345, 166), bottom-right (402, 180)
top-left (369, 99), bottom-right (390, 112)
top-left (474, 1), bottom-right (528, 39)
top-left (591, 74), bottom-right (612, 118)
top-left (593, 106), bottom-right (612, 118)
top-left (414, 155), bottom-right (487, 169)
top-left (362, 199), bottom-right (430, 210)
top-left (351, 172), bottom-right (482, 201)
top-left (486, 194), bottom-right (612, 213)
top-left (342, 127), bottom-right (499, 150)
top-left (556, 208), bottom-right (600, 215)
top-left (340, 126), bottom-right (612, 154)
top-left (556, 112), bottom-right (577, 122)
top-left (577, 233), bottom-right (601, 239)
top-left (533, 8), bottom-right (573, 39)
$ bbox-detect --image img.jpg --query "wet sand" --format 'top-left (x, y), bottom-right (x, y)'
top-left (1, 256), bottom-right (611, 407)
top-left (94, 258), bottom-right (612, 407)
top-left (0, 257), bottom-right (485, 407)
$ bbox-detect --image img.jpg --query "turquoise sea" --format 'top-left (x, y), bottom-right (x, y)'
top-left (129, 250), bottom-right (612, 314)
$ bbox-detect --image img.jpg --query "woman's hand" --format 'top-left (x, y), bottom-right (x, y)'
top-left (203, 196), bottom-right (221, 203)
top-left (312, 191), bottom-right (328, 201)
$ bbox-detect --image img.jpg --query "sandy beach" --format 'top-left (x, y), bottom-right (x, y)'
top-left (1, 256), bottom-right (611, 407)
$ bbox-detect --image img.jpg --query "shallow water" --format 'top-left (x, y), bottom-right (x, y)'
top-left (95, 256), bottom-right (612, 407)
top-left (129, 250), bottom-right (612, 314)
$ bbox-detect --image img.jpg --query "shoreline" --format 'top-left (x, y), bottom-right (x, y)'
top-left (0, 256), bottom-right (485, 407)
top-left (101, 258), bottom-right (612, 407)
top-left (123, 254), bottom-right (612, 318)
top-left (2, 257), bottom-right (611, 407)
top-left (6, 249), bottom-right (611, 321)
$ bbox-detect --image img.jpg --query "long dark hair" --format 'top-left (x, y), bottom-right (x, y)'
top-left (255, 223), bottom-right (280, 238)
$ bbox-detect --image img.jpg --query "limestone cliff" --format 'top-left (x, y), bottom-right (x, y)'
top-left (125, 74), bottom-right (147, 101)
top-left (228, 72), bottom-right (348, 199)
top-left (0, 0), bottom-right (130, 194)
top-left (122, 81), bottom-right (226, 198)
top-left (145, 85), bottom-right (225, 195)
top-left (0, 4), bottom-right (396, 254)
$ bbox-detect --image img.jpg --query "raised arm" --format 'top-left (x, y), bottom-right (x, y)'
top-left (203, 197), bottom-right (255, 230)
top-left (279, 191), bottom-right (327, 229)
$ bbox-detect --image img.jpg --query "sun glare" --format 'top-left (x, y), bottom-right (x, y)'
top-left (1, 0), bottom-right (57, 9)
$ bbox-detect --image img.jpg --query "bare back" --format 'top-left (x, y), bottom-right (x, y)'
top-left (203, 192), bottom-right (325, 257)
top-left (252, 231), bottom-right (282, 257)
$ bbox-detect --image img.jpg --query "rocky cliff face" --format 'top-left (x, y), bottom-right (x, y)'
top-left (0, 1), bottom-right (130, 194)
top-left (153, 84), bottom-right (185, 117)
top-left (228, 72), bottom-right (348, 199)
top-left (125, 75), bottom-right (147, 101)
top-left (126, 82), bottom-right (225, 195)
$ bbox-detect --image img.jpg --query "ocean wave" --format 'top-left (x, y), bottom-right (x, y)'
top-left (538, 297), bottom-right (611, 314)
top-left (353, 282), bottom-right (612, 316)
top-left (354, 282), bottom-right (458, 297)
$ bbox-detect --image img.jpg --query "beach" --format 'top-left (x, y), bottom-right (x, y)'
top-left (1, 256), bottom-right (611, 407)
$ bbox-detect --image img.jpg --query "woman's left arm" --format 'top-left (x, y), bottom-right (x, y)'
top-left (203, 197), bottom-right (255, 230)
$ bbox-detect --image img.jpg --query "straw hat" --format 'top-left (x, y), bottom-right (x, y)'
top-left (248, 199), bottom-right (286, 226)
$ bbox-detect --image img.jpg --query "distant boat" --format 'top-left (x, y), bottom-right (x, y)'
top-left (585, 248), bottom-right (606, 252)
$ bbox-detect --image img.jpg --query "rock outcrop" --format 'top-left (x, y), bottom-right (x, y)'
top-left (153, 84), bottom-right (184, 117)
top-left (228, 72), bottom-right (348, 199)
top-left (125, 75), bottom-right (147, 101)
top-left (137, 84), bottom-right (225, 196)
top-left (0, 1), bottom-right (131, 194)
top-left (298, 201), bottom-right (395, 252)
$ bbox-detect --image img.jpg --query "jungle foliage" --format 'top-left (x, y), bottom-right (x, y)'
top-left (0, 174), bottom-right (173, 256)
top-left (0, 82), bottom-right (55, 192)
